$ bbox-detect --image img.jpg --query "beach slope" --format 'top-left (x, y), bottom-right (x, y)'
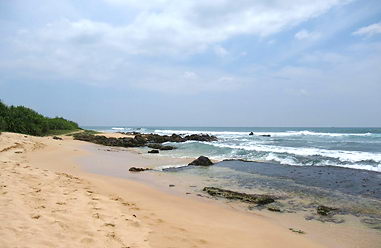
top-left (0, 132), bottom-right (325, 248)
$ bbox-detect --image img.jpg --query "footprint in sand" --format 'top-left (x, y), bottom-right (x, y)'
top-left (104, 223), bottom-right (116, 227)
top-left (92, 213), bottom-right (101, 219)
top-left (31, 214), bottom-right (41, 219)
top-left (110, 196), bottom-right (123, 201)
top-left (80, 237), bottom-right (94, 244)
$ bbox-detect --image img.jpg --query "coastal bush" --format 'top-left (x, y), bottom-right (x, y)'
top-left (0, 100), bottom-right (80, 136)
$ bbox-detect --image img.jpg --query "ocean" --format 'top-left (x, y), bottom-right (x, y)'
top-left (84, 126), bottom-right (381, 172)
top-left (81, 126), bottom-right (381, 225)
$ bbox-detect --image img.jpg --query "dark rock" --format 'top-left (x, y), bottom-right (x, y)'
top-left (267, 206), bottom-right (282, 212)
top-left (73, 132), bottom-right (217, 149)
top-left (255, 195), bottom-right (276, 205)
top-left (169, 184), bottom-right (175, 187)
top-left (188, 156), bottom-right (213, 166)
top-left (169, 134), bottom-right (183, 142)
top-left (133, 134), bottom-right (147, 145)
top-left (73, 133), bottom-right (144, 147)
top-left (144, 134), bottom-right (170, 143)
top-left (147, 144), bottom-right (176, 150)
top-left (129, 167), bottom-right (151, 172)
top-left (203, 187), bottom-right (275, 205)
top-left (183, 134), bottom-right (218, 142)
top-left (289, 228), bottom-right (305, 234)
top-left (249, 132), bottom-right (254, 135)
top-left (317, 205), bottom-right (338, 216)
top-left (53, 136), bottom-right (63, 140)
top-left (148, 149), bottom-right (159, 154)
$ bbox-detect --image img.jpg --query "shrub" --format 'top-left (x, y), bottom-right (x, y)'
top-left (0, 100), bottom-right (80, 136)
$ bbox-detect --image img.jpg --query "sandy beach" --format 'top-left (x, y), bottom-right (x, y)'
top-left (1, 132), bottom-right (379, 248)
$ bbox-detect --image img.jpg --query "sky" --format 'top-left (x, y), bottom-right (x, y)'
top-left (0, 0), bottom-right (381, 127)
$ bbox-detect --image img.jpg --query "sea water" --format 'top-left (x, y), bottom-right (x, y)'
top-left (84, 126), bottom-right (381, 172)
top-left (82, 126), bottom-right (381, 224)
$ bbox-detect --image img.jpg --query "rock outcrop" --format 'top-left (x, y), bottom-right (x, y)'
top-left (118, 132), bottom-right (217, 143)
top-left (188, 156), bottom-right (213, 166)
top-left (147, 144), bottom-right (175, 150)
top-left (148, 149), bottom-right (159, 154)
top-left (73, 132), bottom-right (217, 150)
top-left (317, 205), bottom-right (338, 216)
top-left (129, 167), bottom-right (152, 172)
top-left (203, 187), bottom-right (275, 205)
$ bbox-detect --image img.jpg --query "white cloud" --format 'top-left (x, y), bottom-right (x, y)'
top-left (214, 45), bottom-right (229, 57)
top-left (353, 22), bottom-right (381, 37)
top-left (183, 71), bottom-right (198, 79)
top-left (0, 0), bottom-right (350, 93)
top-left (294, 29), bottom-right (321, 40)
top-left (131, 67), bottom-right (246, 94)
top-left (15, 1), bottom-right (349, 56)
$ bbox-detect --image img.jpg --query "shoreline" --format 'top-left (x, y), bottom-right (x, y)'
top-left (1, 132), bottom-right (380, 247)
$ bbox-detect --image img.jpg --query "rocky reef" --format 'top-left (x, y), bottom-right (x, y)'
top-left (147, 144), bottom-right (175, 150)
top-left (73, 132), bottom-right (217, 150)
top-left (203, 187), bottom-right (276, 205)
top-left (120, 132), bottom-right (218, 143)
top-left (317, 205), bottom-right (339, 216)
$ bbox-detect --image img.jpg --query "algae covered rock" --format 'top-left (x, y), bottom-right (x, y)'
top-left (317, 205), bottom-right (338, 216)
top-left (203, 187), bottom-right (275, 205)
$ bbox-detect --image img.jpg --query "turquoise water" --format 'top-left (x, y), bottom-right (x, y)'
top-left (84, 126), bottom-right (381, 172)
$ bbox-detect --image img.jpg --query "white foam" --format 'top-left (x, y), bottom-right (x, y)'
top-left (260, 153), bottom-right (381, 172)
top-left (210, 143), bottom-right (381, 164)
top-left (153, 129), bottom-right (375, 138)
top-left (154, 129), bottom-right (247, 137)
top-left (111, 127), bottom-right (125, 130)
top-left (154, 164), bottom-right (190, 171)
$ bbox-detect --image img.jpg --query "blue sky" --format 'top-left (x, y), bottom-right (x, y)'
top-left (0, 0), bottom-right (380, 127)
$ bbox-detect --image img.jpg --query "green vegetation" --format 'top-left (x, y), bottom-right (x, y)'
top-left (0, 100), bottom-right (80, 136)
top-left (46, 129), bottom-right (82, 136)
top-left (65, 129), bottom-right (100, 136)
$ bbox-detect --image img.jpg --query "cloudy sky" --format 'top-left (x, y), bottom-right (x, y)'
top-left (1, 0), bottom-right (380, 127)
